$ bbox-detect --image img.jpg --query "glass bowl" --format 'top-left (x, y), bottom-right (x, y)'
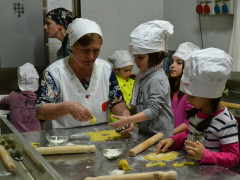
top-left (46, 129), bottom-right (70, 145)
top-left (98, 141), bottom-right (126, 160)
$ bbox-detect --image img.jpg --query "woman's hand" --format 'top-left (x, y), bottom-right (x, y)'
top-left (156, 138), bottom-right (175, 153)
top-left (185, 140), bottom-right (204, 160)
top-left (66, 101), bottom-right (92, 122)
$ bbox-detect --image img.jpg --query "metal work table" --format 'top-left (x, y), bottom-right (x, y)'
top-left (21, 123), bottom-right (240, 180)
top-left (222, 91), bottom-right (240, 105)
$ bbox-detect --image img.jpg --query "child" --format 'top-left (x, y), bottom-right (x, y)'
top-left (108, 50), bottom-right (135, 122)
top-left (156, 48), bottom-right (239, 168)
top-left (0, 63), bottom-right (41, 133)
top-left (109, 20), bottom-right (175, 138)
top-left (169, 42), bottom-right (200, 134)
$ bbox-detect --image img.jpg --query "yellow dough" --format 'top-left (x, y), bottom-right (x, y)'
top-left (86, 130), bottom-right (130, 141)
top-left (90, 115), bottom-right (96, 125)
top-left (146, 162), bottom-right (166, 167)
top-left (144, 151), bottom-right (179, 161)
top-left (119, 159), bottom-right (131, 170)
top-left (172, 161), bottom-right (194, 167)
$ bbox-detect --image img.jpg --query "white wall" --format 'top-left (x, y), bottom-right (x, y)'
top-left (81, 0), bottom-right (234, 73)
top-left (81, 0), bottom-right (164, 74)
top-left (164, 0), bottom-right (233, 52)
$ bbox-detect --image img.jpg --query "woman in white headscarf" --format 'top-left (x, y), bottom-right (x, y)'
top-left (36, 18), bottom-right (131, 129)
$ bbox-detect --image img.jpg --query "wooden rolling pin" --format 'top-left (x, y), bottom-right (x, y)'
top-left (36, 145), bottom-right (96, 155)
top-left (84, 170), bottom-right (177, 180)
top-left (0, 145), bottom-right (16, 172)
top-left (221, 102), bottom-right (240, 109)
top-left (129, 132), bottom-right (163, 157)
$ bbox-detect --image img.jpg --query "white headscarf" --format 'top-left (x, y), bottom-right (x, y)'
top-left (67, 18), bottom-right (103, 46)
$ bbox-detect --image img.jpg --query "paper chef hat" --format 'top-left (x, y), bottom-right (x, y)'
top-left (108, 50), bottom-right (133, 68)
top-left (67, 18), bottom-right (103, 46)
top-left (172, 42), bottom-right (200, 61)
top-left (129, 20), bottom-right (174, 54)
top-left (18, 63), bottom-right (39, 92)
top-left (180, 48), bottom-right (232, 98)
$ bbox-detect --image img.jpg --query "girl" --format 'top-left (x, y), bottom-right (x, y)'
top-left (0, 63), bottom-right (41, 132)
top-left (157, 48), bottom-right (239, 168)
top-left (169, 42), bottom-right (200, 134)
top-left (109, 20), bottom-right (174, 138)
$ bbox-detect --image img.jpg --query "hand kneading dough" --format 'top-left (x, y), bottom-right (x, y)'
top-left (145, 151), bottom-right (179, 161)
top-left (86, 130), bottom-right (130, 141)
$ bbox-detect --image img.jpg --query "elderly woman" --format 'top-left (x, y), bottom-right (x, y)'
top-left (36, 18), bottom-right (131, 129)
top-left (44, 8), bottom-right (75, 59)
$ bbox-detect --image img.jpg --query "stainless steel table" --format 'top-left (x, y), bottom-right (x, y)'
top-left (22, 124), bottom-right (240, 180)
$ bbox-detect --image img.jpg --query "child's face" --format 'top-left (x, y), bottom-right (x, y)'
top-left (170, 57), bottom-right (183, 79)
top-left (134, 54), bottom-right (149, 72)
top-left (115, 65), bottom-right (133, 80)
top-left (186, 95), bottom-right (212, 113)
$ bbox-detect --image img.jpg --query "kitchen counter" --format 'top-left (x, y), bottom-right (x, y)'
top-left (22, 124), bottom-right (240, 180)
top-left (222, 91), bottom-right (240, 105)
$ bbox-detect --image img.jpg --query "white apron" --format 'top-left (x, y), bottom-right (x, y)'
top-left (47, 57), bottom-right (111, 128)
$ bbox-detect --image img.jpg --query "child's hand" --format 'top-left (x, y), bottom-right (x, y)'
top-left (185, 140), bottom-right (204, 160)
top-left (156, 138), bottom-right (175, 153)
top-left (108, 115), bottom-right (129, 128)
top-left (120, 123), bottom-right (134, 134)
top-left (108, 115), bottom-right (134, 133)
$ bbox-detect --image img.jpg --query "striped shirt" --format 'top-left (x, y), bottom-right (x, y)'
top-left (187, 107), bottom-right (238, 152)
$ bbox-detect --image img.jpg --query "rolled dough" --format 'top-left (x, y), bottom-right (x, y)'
top-left (144, 151), bottom-right (179, 161)
top-left (146, 162), bottom-right (166, 167)
top-left (172, 161), bottom-right (194, 167)
top-left (86, 130), bottom-right (130, 141)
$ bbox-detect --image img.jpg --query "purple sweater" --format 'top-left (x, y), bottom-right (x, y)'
top-left (171, 91), bottom-right (192, 128)
top-left (0, 91), bottom-right (41, 133)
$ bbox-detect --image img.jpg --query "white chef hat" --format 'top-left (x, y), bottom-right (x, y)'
top-left (18, 63), bottom-right (39, 92)
top-left (172, 42), bottom-right (200, 61)
top-left (108, 50), bottom-right (133, 68)
top-left (180, 48), bottom-right (232, 98)
top-left (67, 18), bottom-right (103, 46)
top-left (129, 20), bottom-right (174, 54)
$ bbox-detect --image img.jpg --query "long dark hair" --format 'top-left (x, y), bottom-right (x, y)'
top-left (168, 61), bottom-right (185, 100)
top-left (148, 51), bottom-right (168, 68)
top-left (186, 97), bottom-right (221, 131)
